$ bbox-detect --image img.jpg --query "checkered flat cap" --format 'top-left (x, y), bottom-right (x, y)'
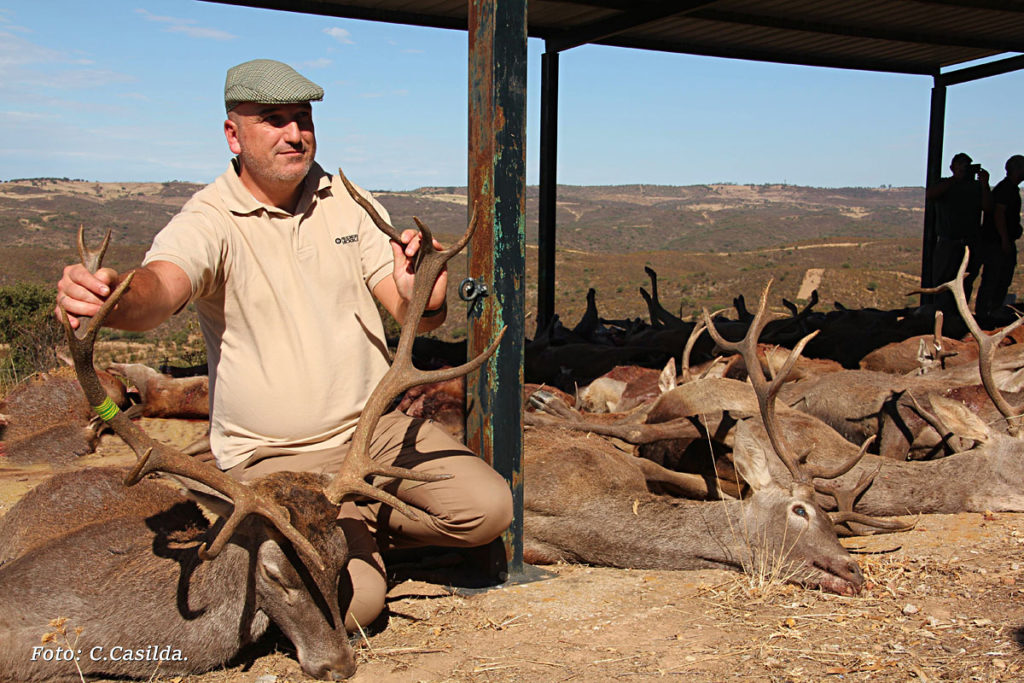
top-left (224, 59), bottom-right (324, 112)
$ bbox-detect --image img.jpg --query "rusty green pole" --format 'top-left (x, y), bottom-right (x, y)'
top-left (465, 0), bottom-right (527, 581)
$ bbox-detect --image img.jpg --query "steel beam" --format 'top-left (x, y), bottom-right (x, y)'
top-left (546, 1), bottom-right (714, 53)
top-left (938, 53), bottom-right (1024, 86)
top-left (537, 48), bottom-right (559, 334)
top-left (921, 80), bottom-right (947, 296)
top-left (689, 8), bottom-right (1024, 53)
top-left (466, 0), bottom-right (527, 580)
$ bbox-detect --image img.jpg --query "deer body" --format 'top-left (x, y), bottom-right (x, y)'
top-left (645, 378), bottom-right (1024, 516)
top-left (0, 467), bottom-right (355, 681)
top-left (523, 426), bottom-right (864, 595)
top-left (108, 362), bottom-right (210, 419)
top-left (0, 367), bottom-right (128, 466)
top-left (734, 411), bottom-right (1024, 516)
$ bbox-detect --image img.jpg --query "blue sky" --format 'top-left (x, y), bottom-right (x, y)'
top-left (2, 0), bottom-right (1022, 190)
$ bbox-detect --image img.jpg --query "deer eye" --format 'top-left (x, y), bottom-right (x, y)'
top-left (792, 504), bottom-right (808, 519)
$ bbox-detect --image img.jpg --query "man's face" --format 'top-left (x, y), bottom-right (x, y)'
top-left (225, 102), bottom-right (316, 187)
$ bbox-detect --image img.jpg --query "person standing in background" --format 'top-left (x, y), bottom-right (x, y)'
top-left (976, 155), bottom-right (1024, 319)
top-left (926, 152), bottom-right (991, 312)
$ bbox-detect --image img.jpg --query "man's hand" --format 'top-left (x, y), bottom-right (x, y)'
top-left (391, 228), bottom-right (448, 312)
top-left (55, 263), bottom-right (118, 330)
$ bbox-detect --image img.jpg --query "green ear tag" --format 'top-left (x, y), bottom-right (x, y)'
top-left (93, 397), bottom-right (120, 421)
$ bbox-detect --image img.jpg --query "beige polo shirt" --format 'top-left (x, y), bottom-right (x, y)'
top-left (143, 160), bottom-right (394, 469)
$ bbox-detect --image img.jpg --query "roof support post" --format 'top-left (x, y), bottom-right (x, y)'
top-left (921, 78), bottom-right (946, 299)
top-left (537, 46), bottom-right (559, 333)
top-left (466, 0), bottom-right (527, 580)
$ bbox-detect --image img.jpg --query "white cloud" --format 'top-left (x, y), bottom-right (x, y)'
top-left (324, 27), bottom-right (354, 45)
top-left (0, 30), bottom-right (62, 70)
top-left (166, 24), bottom-right (235, 40)
top-left (35, 68), bottom-right (135, 90)
top-left (0, 110), bottom-right (56, 122)
top-left (303, 57), bottom-right (333, 69)
top-left (135, 9), bottom-right (236, 41)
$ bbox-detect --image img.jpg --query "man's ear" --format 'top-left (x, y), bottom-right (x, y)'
top-left (224, 118), bottom-right (242, 155)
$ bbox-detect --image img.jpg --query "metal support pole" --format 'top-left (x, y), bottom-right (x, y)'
top-left (466, 0), bottom-right (527, 580)
top-left (537, 47), bottom-right (559, 334)
top-left (921, 80), bottom-right (946, 296)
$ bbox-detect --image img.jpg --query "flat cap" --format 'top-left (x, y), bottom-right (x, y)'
top-left (224, 59), bottom-right (324, 112)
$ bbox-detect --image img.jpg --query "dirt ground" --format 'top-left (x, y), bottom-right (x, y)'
top-left (3, 418), bottom-right (1024, 682)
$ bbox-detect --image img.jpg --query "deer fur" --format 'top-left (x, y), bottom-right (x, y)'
top-left (107, 362), bottom-right (209, 419)
top-left (0, 366), bottom-right (128, 466)
top-left (0, 467), bottom-right (356, 681)
top-left (523, 423), bottom-right (864, 595)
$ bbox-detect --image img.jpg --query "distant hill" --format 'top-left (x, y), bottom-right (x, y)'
top-left (0, 177), bottom-right (935, 346)
top-left (0, 177), bottom-right (924, 255)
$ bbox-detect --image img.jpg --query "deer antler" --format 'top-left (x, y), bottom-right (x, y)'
top-left (325, 168), bottom-right (506, 509)
top-left (72, 226), bottom-right (111, 340)
top-left (702, 282), bottom-right (819, 485)
top-left (680, 319), bottom-right (708, 384)
top-left (913, 250), bottom-right (1024, 437)
top-left (704, 281), bottom-right (908, 534)
top-left (59, 227), bottom-right (327, 572)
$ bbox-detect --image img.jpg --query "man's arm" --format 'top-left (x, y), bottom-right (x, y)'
top-left (372, 229), bottom-right (448, 333)
top-left (926, 176), bottom-right (955, 201)
top-left (56, 260), bottom-right (192, 331)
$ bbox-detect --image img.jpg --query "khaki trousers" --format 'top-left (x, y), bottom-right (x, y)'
top-left (226, 411), bottom-right (513, 631)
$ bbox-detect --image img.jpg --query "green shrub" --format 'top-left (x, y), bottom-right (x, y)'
top-left (0, 283), bottom-right (63, 376)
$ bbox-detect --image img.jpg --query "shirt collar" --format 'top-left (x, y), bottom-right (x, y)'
top-left (218, 158), bottom-right (332, 217)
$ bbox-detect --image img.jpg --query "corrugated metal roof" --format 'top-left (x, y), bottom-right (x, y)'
top-left (207, 0), bottom-right (1024, 76)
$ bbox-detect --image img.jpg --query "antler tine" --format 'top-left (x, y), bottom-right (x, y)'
top-left (337, 166), bottom-right (401, 242)
top-left (73, 226), bottom-right (112, 340)
top-left (326, 171), bottom-right (507, 510)
top-left (77, 225), bottom-right (111, 273)
top-left (60, 231), bottom-right (327, 572)
top-left (680, 318), bottom-right (708, 383)
top-left (817, 457), bottom-right (916, 536)
top-left (914, 250), bottom-right (1024, 436)
top-left (702, 281), bottom-right (820, 484)
top-left (800, 434), bottom-right (875, 482)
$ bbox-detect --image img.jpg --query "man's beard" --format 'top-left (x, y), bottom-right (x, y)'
top-left (239, 146), bottom-right (314, 185)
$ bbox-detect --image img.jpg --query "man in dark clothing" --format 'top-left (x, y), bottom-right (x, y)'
top-left (926, 152), bottom-right (991, 310)
top-left (976, 155), bottom-right (1024, 318)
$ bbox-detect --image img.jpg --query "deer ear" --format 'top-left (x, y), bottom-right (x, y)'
top-left (659, 358), bottom-right (677, 393)
top-left (999, 366), bottom-right (1024, 393)
top-left (175, 482), bottom-right (235, 521)
top-left (732, 420), bottom-right (775, 492)
top-left (928, 394), bottom-right (991, 444)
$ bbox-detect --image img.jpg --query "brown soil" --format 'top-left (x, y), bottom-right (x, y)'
top-left (2, 418), bottom-right (1024, 682)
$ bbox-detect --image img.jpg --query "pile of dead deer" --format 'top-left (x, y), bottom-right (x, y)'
top-left (3, 246), bottom-right (1024, 679)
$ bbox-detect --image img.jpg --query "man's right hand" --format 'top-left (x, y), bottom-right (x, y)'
top-left (55, 263), bottom-right (119, 330)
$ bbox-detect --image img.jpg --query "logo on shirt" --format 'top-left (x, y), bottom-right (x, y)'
top-left (335, 235), bottom-right (359, 245)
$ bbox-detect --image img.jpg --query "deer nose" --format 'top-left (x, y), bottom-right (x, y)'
top-left (304, 655), bottom-right (357, 680)
top-left (845, 560), bottom-right (865, 587)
